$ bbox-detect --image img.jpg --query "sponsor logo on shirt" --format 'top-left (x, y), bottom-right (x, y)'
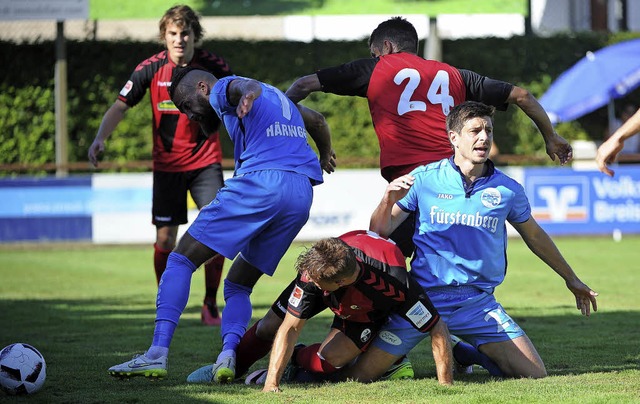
top-left (266, 122), bottom-right (307, 138)
top-left (360, 328), bottom-right (372, 343)
top-left (157, 81), bottom-right (171, 87)
top-left (406, 301), bottom-right (432, 328)
top-left (378, 330), bottom-right (402, 346)
top-left (119, 80), bottom-right (133, 97)
top-left (429, 205), bottom-right (499, 233)
top-left (289, 285), bottom-right (304, 308)
top-left (157, 100), bottom-right (179, 111)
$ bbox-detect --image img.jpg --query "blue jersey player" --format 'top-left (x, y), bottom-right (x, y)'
top-left (351, 101), bottom-right (598, 381)
top-left (108, 67), bottom-right (336, 382)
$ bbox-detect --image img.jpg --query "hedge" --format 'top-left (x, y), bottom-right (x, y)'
top-left (2, 31), bottom-right (639, 174)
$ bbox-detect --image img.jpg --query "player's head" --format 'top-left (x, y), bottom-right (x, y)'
top-left (159, 4), bottom-right (204, 43)
top-left (296, 237), bottom-right (358, 292)
top-left (169, 66), bottom-right (218, 122)
top-left (447, 101), bottom-right (495, 163)
top-left (369, 16), bottom-right (418, 57)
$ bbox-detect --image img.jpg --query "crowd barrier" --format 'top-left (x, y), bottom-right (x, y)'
top-left (1, 166), bottom-right (639, 243)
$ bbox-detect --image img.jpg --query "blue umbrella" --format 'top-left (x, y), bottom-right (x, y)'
top-left (540, 38), bottom-right (640, 126)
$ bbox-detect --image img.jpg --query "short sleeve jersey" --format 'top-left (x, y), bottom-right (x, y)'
top-left (209, 76), bottom-right (323, 185)
top-left (118, 49), bottom-right (232, 172)
top-left (316, 54), bottom-right (513, 182)
top-left (286, 230), bottom-right (440, 333)
top-left (396, 158), bottom-right (531, 293)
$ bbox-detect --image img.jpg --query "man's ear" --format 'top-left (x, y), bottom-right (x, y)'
top-left (449, 130), bottom-right (458, 148)
top-left (197, 80), bottom-right (210, 96)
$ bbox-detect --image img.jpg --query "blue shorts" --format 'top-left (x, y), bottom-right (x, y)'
top-left (187, 170), bottom-right (313, 276)
top-left (372, 285), bottom-right (525, 356)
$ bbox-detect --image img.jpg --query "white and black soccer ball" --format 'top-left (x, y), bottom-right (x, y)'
top-left (0, 343), bottom-right (46, 395)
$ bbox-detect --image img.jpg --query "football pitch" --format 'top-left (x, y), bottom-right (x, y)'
top-left (0, 235), bottom-right (639, 403)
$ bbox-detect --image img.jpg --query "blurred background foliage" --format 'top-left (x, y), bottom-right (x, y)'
top-left (2, 30), bottom-right (639, 174)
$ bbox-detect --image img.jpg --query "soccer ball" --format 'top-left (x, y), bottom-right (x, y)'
top-left (0, 343), bottom-right (46, 395)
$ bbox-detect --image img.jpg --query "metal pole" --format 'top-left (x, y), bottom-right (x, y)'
top-left (55, 20), bottom-right (69, 177)
top-left (425, 17), bottom-right (441, 62)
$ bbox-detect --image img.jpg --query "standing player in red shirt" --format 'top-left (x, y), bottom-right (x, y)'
top-left (285, 16), bottom-right (573, 257)
top-left (88, 5), bottom-right (231, 326)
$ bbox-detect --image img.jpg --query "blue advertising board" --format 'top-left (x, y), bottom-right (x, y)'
top-left (524, 166), bottom-right (640, 235)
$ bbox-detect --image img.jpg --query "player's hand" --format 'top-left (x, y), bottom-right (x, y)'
top-left (386, 175), bottom-right (414, 203)
top-left (262, 384), bottom-right (281, 393)
top-left (545, 133), bottom-right (573, 165)
top-left (236, 92), bottom-right (257, 118)
top-left (320, 149), bottom-right (337, 174)
top-left (566, 279), bottom-right (598, 317)
top-left (88, 140), bottom-right (105, 168)
top-left (595, 136), bottom-right (624, 177)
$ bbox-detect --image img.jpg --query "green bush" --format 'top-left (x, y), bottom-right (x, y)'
top-left (2, 32), bottom-right (639, 174)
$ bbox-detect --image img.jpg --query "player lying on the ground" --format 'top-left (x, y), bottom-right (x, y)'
top-left (187, 230), bottom-right (454, 389)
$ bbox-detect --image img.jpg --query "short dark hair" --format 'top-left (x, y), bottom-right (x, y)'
top-left (159, 5), bottom-right (204, 43)
top-left (368, 16), bottom-right (418, 53)
top-left (169, 66), bottom-right (201, 100)
top-left (295, 238), bottom-right (357, 283)
top-left (446, 101), bottom-right (495, 133)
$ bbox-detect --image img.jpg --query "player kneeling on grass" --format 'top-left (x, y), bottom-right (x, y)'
top-left (188, 230), bottom-right (453, 389)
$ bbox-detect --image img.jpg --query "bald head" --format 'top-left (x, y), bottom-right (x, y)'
top-left (169, 67), bottom-right (219, 122)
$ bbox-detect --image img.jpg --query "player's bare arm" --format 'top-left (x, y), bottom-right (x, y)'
top-left (263, 314), bottom-right (306, 393)
top-left (511, 217), bottom-right (598, 316)
top-left (297, 104), bottom-right (337, 174)
top-left (428, 320), bottom-right (454, 386)
top-left (285, 74), bottom-right (322, 104)
top-left (369, 175), bottom-right (413, 237)
top-left (227, 78), bottom-right (262, 118)
top-left (596, 108), bottom-right (640, 176)
top-left (507, 86), bottom-right (573, 165)
top-left (88, 100), bottom-right (129, 167)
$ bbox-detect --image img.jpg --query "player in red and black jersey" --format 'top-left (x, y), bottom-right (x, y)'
top-left (185, 230), bottom-right (453, 388)
top-left (285, 16), bottom-right (573, 257)
top-left (88, 5), bottom-right (232, 326)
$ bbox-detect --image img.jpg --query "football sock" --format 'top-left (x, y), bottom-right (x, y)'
top-left (235, 320), bottom-right (273, 376)
top-left (221, 279), bottom-right (253, 352)
top-left (145, 345), bottom-right (169, 360)
top-left (204, 254), bottom-right (225, 305)
top-left (153, 243), bottom-right (171, 285)
top-left (152, 252), bottom-right (196, 348)
top-left (296, 343), bottom-right (339, 373)
top-left (453, 339), bottom-right (504, 377)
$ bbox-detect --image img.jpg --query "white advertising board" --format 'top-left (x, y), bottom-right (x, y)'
top-left (0, 0), bottom-right (88, 21)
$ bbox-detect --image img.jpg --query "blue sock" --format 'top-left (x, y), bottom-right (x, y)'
top-left (221, 279), bottom-right (253, 352)
top-left (453, 340), bottom-right (504, 377)
top-left (152, 252), bottom-right (196, 348)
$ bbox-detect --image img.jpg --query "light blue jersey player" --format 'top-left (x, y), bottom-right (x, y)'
top-left (349, 101), bottom-right (597, 382)
top-left (107, 67), bottom-right (336, 383)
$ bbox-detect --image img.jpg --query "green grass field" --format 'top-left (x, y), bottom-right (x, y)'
top-left (90, 0), bottom-right (527, 19)
top-left (1, 235), bottom-right (639, 403)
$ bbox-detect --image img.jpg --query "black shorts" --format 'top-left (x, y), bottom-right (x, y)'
top-left (272, 280), bottom-right (383, 351)
top-left (388, 212), bottom-right (416, 258)
top-left (152, 163), bottom-right (224, 226)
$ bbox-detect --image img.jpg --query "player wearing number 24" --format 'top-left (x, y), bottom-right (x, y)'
top-left (286, 16), bottom-right (573, 257)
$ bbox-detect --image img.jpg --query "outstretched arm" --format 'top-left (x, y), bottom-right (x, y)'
top-left (596, 108), bottom-right (640, 176)
top-left (511, 217), bottom-right (598, 316)
top-left (507, 86), bottom-right (573, 165)
top-left (297, 104), bottom-right (336, 174)
top-left (263, 313), bottom-right (306, 393)
top-left (285, 74), bottom-right (322, 104)
top-left (88, 100), bottom-right (129, 167)
top-left (429, 320), bottom-right (454, 385)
